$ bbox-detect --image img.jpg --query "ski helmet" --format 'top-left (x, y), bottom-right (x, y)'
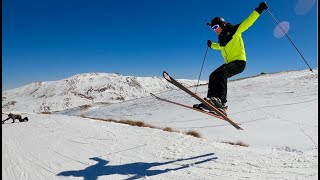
top-left (208, 17), bottom-right (226, 27)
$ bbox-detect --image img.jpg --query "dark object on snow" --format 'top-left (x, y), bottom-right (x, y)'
top-left (2, 113), bottom-right (28, 124)
top-left (21, 117), bottom-right (29, 122)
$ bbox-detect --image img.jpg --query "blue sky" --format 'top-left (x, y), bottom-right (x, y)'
top-left (2, 0), bottom-right (318, 90)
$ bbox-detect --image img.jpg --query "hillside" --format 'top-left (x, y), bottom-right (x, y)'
top-left (2, 69), bottom-right (318, 179)
top-left (63, 69), bottom-right (318, 152)
top-left (2, 73), bottom-right (205, 113)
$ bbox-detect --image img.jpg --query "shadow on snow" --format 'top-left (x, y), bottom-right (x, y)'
top-left (57, 153), bottom-right (217, 180)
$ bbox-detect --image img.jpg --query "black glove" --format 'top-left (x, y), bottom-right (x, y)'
top-left (207, 40), bottom-right (212, 47)
top-left (255, 2), bottom-right (268, 14)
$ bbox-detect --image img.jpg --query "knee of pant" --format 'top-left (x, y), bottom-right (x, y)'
top-left (210, 70), bottom-right (224, 79)
top-left (218, 68), bottom-right (226, 75)
top-left (210, 71), bottom-right (220, 79)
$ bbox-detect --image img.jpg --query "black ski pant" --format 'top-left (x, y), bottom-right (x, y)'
top-left (207, 60), bottom-right (246, 104)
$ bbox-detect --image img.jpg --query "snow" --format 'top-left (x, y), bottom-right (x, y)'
top-left (2, 69), bottom-right (318, 179)
top-left (65, 69), bottom-right (318, 151)
top-left (2, 72), bottom-right (206, 113)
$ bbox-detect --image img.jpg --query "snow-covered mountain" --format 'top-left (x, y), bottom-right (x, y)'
top-left (2, 73), bottom-right (206, 113)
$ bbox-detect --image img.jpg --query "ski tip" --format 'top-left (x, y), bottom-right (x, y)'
top-left (162, 71), bottom-right (171, 81)
top-left (162, 71), bottom-right (168, 76)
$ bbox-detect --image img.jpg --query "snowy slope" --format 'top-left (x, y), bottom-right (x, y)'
top-left (2, 69), bottom-right (318, 179)
top-left (64, 69), bottom-right (318, 152)
top-left (2, 113), bottom-right (317, 179)
top-left (2, 73), bottom-right (206, 113)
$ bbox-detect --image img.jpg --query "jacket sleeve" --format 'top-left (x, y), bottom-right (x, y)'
top-left (235, 10), bottom-right (260, 34)
top-left (210, 42), bottom-right (222, 50)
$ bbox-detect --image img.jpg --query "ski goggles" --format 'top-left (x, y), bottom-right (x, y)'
top-left (211, 24), bottom-right (219, 31)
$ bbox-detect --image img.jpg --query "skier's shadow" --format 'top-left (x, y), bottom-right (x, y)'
top-left (57, 153), bottom-right (217, 180)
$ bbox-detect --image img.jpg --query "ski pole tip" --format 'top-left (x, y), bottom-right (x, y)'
top-left (309, 68), bottom-right (314, 73)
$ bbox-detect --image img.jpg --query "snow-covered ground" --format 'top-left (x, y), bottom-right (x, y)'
top-left (2, 69), bottom-right (318, 179)
top-left (2, 113), bottom-right (318, 179)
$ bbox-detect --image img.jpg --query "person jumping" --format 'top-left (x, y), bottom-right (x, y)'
top-left (193, 2), bottom-right (268, 115)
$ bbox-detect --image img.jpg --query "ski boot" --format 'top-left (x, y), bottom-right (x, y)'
top-left (193, 103), bottom-right (210, 111)
top-left (204, 97), bottom-right (228, 116)
top-left (193, 97), bottom-right (228, 116)
top-left (217, 106), bottom-right (228, 116)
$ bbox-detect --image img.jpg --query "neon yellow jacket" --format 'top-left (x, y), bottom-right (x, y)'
top-left (210, 10), bottom-right (260, 64)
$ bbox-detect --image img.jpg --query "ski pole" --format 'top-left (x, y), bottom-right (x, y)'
top-left (195, 46), bottom-right (209, 94)
top-left (266, 9), bottom-right (313, 73)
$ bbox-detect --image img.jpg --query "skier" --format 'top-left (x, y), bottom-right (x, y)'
top-left (193, 2), bottom-right (268, 115)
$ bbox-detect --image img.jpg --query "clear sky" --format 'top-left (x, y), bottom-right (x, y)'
top-left (2, 0), bottom-right (318, 91)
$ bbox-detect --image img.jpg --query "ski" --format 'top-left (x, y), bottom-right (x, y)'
top-left (161, 71), bottom-right (243, 130)
top-left (150, 93), bottom-right (225, 120)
